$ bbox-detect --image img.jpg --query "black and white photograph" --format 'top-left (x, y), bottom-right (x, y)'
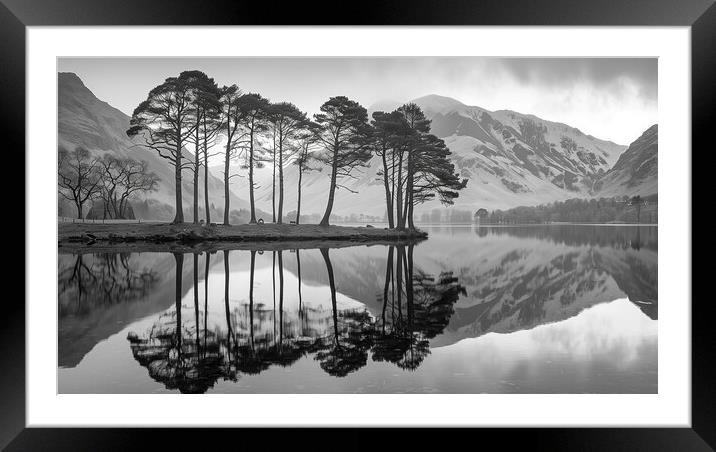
top-left (56, 56), bottom-right (659, 394)
top-left (3, 0), bottom-right (709, 444)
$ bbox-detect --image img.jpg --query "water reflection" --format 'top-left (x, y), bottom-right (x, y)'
top-left (58, 253), bottom-right (159, 317)
top-left (123, 245), bottom-right (464, 392)
top-left (58, 226), bottom-right (658, 393)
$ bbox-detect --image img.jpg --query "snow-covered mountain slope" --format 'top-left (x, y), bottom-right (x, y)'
top-left (220, 94), bottom-right (630, 219)
top-left (409, 95), bottom-right (628, 212)
top-left (58, 72), bottom-right (247, 220)
top-left (595, 124), bottom-right (658, 197)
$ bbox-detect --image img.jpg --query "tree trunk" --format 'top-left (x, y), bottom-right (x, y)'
top-left (405, 245), bottom-right (413, 328)
top-left (382, 246), bottom-right (394, 330)
top-left (272, 134), bottom-right (276, 223)
top-left (203, 138), bottom-right (210, 224)
top-left (296, 249), bottom-right (302, 313)
top-left (277, 141), bottom-right (284, 224)
top-left (272, 251), bottom-right (276, 339)
top-left (404, 150), bottom-right (413, 229)
top-left (193, 140), bottom-right (200, 224)
top-left (319, 148), bottom-right (339, 227)
top-left (407, 158), bottom-right (415, 230)
top-left (223, 250), bottom-right (232, 352)
top-left (248, 129), bottom-right (257, 224)
top-left (396, 246), bottom-right (403, 320)
top-left (381, 150), bottom-right (394, 228)
top-left (296, 168), bottom-right (303, 224)
top-left (320, 248), bottom-right (339, 345)
top-left (396, 152), bottom-right (404, 229)
top-left (223, 140), bottom-right (230, 225)
top-left (249, 250), bottom-right (255, 350)
top-left (278, 251), bottom-right (284, 342)
top-left (174, 253), bottom-right (184, 353)
top-left (173, 148), bottom-right (184, 224)
top-left (408, 197), bottom-right (415, 230)
top-left (193, 253), bottom-right (199, 346)
top-left (204, 251), bottom-right (210, 351)
top-left (402, 190), bottom-right (409, 227)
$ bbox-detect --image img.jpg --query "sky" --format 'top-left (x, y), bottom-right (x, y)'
top-left (58, 57), bottom-right (657, 145)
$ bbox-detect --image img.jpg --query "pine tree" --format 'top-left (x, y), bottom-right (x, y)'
top-left (237, 93), bottom-right (271, 223)
top-left (217, 85), bottom-right (246, 225)
top-left (183, 71), bottom-right (221, 224)
top-left (266, 102), bottom-right (308, 224)
top-left (127, 73), bottom-right (198, 223)
top-left (313, 96), bottom-right (372, 226)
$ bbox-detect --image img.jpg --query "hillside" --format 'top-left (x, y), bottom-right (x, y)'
top-left (410, 95), bottom-right (627, 211)
top-left (595, 124), bottom-right (658, 197)
top-left (58, 72), bottom-right (247, 221)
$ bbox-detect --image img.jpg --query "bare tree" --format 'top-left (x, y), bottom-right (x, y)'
top-left (58, 146), bottom-right (103, 219)
top-left (97, 155), bottom-right (160, 219)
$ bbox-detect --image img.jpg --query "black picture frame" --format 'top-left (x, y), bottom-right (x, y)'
top-left (3, 0), bottom-right (710, 449)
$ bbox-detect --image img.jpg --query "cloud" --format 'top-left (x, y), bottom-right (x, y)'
top-left (496, 58), bottom-right (657, 104)
top-left (58, 57), bottom-right (657, 144)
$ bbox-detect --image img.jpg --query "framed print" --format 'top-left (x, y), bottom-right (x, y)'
top-left (3, 0), bottom-right (712, 449)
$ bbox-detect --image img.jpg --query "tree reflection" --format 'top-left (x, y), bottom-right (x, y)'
top-left (372, 245), bottom-right (464, 370)
top-left (58, 253), bottom-right (159, 316)
top-left (126, 245), bottom-right (464, 392)
top-left (127, 253), bottom-right (225, 394)
top-left (314, 248), bottom-right (373, 377)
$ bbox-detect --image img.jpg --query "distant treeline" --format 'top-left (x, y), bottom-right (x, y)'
top-left (408, 194), bottom-right (658, 225)
top-left (481, 194), bottom-right (658, 224)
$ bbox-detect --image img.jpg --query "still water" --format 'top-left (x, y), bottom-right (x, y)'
top-left (58, 225), bottom-right (657, 393)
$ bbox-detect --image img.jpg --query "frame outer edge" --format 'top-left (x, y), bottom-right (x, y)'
top-left (0, 1), bottom-right (27, 450)
top-left (691, 1), bottom-right (716, 450)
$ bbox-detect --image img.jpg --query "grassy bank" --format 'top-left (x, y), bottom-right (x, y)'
top-left (58, 222), bottom-right (427, 253)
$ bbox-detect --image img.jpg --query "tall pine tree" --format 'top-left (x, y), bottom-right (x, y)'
top-left (313, 96), bottom-right (372, 226)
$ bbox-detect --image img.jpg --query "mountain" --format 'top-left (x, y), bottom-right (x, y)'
top-left (409, 95), bottom-right (628, 210)
top-left (595, 124), bottom-right (658, 197)
top-left (58, 72), bottom-right (247, 221)
top-left (220, 94), bottom-right (630, 220)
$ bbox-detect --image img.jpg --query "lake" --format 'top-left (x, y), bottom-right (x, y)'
top-left (58, 225), bottom-right (657, 393)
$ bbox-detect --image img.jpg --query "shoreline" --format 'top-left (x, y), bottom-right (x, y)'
top-left (58, 222), bottom-right (428, 253)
